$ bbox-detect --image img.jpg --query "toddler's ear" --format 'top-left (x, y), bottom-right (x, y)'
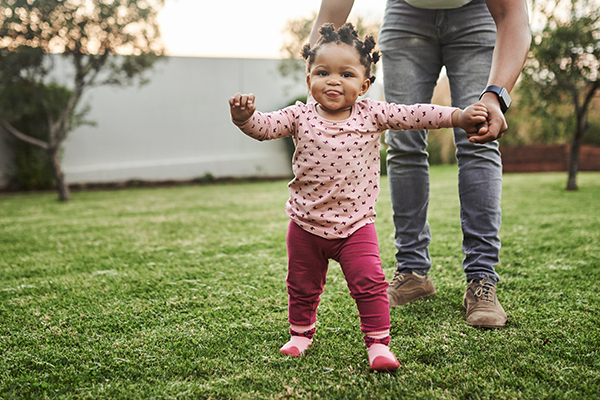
top-left (360, 78), bottom-right (371, 96)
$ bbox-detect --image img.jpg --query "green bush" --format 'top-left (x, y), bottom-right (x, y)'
top-left (584, 120), bottom-right (600, 147)
top-left (426, 134), bottom-right (445, 165)
top-left (11, 140), bottom-right (55, 190)
top-left (380, 147), bottom-right (387, 175)
top-left (427, 128), bottom-right (456, 165)
top-left (1, 82), bottom-right (72, 190)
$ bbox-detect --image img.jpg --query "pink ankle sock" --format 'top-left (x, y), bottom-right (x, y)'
top-left (280, 324), bottom-right (315, 357)
top-left (365, 330), bottom-right (400, 371)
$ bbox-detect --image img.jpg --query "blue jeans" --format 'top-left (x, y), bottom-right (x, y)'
top-left (379, 0), bottom-right (501, 284)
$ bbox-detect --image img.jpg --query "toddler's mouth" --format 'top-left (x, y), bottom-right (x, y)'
top-left (325, 90), bottom-right (342, 98)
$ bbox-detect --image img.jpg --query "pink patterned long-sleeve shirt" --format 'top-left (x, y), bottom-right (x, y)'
top-left (236, 99), bottom-right (457, 239)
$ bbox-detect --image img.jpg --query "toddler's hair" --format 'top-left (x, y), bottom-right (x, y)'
top-left (302, 23), bottom-right (380, 83)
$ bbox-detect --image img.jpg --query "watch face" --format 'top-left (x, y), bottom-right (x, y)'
top-left (480, 86), bottom-right (511, 113)
top-left (500, 88), bottom-right (512, 109)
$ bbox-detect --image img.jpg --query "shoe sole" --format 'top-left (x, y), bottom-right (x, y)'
top-left (389, 292), bottom-right (437, 308)
top-left (465, 320), bottom-right (506, 328)
top-left (466, 323), bottom-right (506, 329)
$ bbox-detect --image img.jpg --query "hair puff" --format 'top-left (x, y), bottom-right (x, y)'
top-left (303, 22), bottom-right (380, 80)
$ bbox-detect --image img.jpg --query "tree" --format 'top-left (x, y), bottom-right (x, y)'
top-left (519, 0), bottom-right (600, 190)
top-left (0, 0), bottom-right (166, 201)
top-left (279, 13), bottom-right (381, 84)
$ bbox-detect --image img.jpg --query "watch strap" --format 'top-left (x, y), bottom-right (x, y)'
top-left (479, 85), bottom-right (510, 113)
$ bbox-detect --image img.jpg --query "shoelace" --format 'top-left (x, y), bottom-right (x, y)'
top-left (390, 271), bottom-right (406, 285)
top-left (473, 277), bottom-right (495, 302)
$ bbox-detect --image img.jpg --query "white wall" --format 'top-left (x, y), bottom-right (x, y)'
top-left (62, 56), bottom-right (308, 184)
top-left (0, 56), bottom-right (307, 187)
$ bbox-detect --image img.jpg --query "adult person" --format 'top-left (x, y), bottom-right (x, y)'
top-left (309, 0), bottom-right (531, 328)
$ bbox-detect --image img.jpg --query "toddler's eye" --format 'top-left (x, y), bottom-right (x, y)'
top-left (317, 71), bottom-right (328, 76)
top-left (342, 72), bottom-right (353, 78)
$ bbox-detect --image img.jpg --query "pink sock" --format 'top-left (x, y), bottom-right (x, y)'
top-left (280, 324), bottom-right (315, 357)
top-left (365, 330), bottom-right (400, 371)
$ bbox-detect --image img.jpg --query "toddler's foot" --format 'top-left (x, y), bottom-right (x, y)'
top-left (367, 343), bottom-right (400, 371)
top-left (365, 332), bottom-right (400, 371)
top-left (280, 324), bottom-right (315, 357)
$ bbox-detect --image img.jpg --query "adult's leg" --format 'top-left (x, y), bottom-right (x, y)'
top-left (379, 2), bottom-right (443, 275)
top-left (438, 0), bottom-right (507, 328)
top-left (441, 0), bottom-right (502, 284)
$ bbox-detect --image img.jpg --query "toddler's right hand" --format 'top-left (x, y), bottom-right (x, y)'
top-left (229, 93), bottom-right (256, 125)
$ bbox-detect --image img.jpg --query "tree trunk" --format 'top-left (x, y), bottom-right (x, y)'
top-left (566, 112), bottom-right (587, 191)
top-left (49, 148), bottom-right (71, 201)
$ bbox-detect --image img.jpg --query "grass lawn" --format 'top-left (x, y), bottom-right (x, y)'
top-left (1, 166), bottom-right (599, 399)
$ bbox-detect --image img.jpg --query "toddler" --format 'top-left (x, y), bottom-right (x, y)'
top-left (229, 23), bottom-right (488, 371)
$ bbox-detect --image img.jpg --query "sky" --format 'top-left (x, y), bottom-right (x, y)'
top-left (156, 0), bottom-right (388, 58)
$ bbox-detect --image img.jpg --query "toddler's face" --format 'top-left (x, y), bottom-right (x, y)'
top-left (307, 42), bottom-right (371, 119)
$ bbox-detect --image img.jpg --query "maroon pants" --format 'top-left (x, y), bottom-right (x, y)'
top-left (286, 221), bottom-right (390, 333)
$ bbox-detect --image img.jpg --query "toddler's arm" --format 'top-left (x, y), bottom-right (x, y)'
top-left (228, 95), bottom-right (298, 141)
top-left (229, 92), bottom-right (256, 125)
top-left (451, 102), bottom-right (488, 136)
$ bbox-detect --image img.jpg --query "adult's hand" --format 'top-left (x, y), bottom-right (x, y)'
top-left (467, 93), bottom-right (508, 143)
top-left (309, 0), bottom-right (355, 46)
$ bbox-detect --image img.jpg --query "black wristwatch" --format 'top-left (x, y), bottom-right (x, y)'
top-left (479, 85), bottom-right (511, 113)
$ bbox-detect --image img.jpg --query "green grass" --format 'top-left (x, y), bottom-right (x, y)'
top-left (1, 166), bottom-right (599, 399)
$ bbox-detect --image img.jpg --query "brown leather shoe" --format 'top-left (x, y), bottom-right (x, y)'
top-left (463, 276), bottom-right (507, 328)
top-left (387, 271), bottom-right (437, 308)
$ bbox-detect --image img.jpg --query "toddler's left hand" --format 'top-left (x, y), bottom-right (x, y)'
top-left (454, 102), bottom-right (488, 135)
